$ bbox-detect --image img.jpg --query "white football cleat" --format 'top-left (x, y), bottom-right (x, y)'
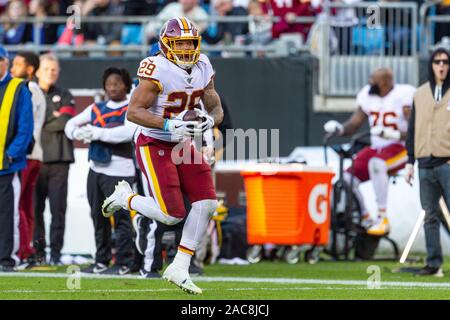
top-left (162, 263), bottom-right (202, 295)
top-left (102, 180), bottom-right (134, 218)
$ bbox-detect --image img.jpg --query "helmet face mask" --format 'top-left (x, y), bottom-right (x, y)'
top-left (159, 17), bottom-right (201, 70)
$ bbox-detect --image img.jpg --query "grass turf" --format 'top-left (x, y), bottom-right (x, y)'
top-left (1, 260), bottom-right (450, 300)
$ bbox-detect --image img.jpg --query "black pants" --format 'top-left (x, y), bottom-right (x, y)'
top-left (34, 163), bottom-right (69, 261)
top-left (87, 170), bottom-right (134, 266)
top-left (0, 173), bottom-right (20, 267)
top-left (143, 219), bottom-right (184, 272)
top-left (142, 198), bottom-right (191, 272)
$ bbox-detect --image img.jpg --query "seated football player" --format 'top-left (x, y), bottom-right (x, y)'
top-left (101, 17), bottom-right (224, 294)
top-left (323, 68), bottom-right (415, 236)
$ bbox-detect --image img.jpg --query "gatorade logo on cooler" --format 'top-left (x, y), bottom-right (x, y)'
top-left (308, 184), bottom-right (329, 225)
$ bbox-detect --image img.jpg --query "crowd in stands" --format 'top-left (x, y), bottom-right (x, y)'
top-left (0, 0), bottom-right (448, 56)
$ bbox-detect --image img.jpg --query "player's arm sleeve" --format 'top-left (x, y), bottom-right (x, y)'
top-left (96, 118), bottom-right (138, 144)
top-left (137, 58), bottom-right (163, 92)
top-left (64, 104), bottom-right (93, 140)
top-left (201, 54), bottom-right (216, 88)
top-left (6, 86), bottom-right (34, 160)
top-left (406, 102), bottom-right (415, 164)
top-left (355, 88), bottom-right (368, 115)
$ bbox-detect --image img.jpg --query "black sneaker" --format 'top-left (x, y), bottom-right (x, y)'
top-left (0, 265), bottom-right (16, 272)
top-left (132, 214), bottom-right (149, 255)
top-left (415, 265), bottom-right (444, 277)
top-left (35, 254), bottom-right (47, 265)
top-left (16, 260), bottom-right (35, 270)
top-left (139, 268), bottom-right (161, 278)
top-left (102, 264), bottom-right (131, 276)
top-left (81, 263), bottom-right (108, 274)
top-left (27, 254), bottom-right (46, 268)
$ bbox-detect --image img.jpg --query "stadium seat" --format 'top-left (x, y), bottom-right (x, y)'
top-left (57, 25), bottom-right (66, 39)
top-left (352, 25), bottom-right (384, 55)
top-left (121, 24), bottom-right (143, 45)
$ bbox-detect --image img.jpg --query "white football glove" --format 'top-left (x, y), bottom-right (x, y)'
top-left (165, 119), bottom-right (202, 137)
top-left (180, 108), bottom-right (215, 133)
top-left (73, 126), bottom-right (92, 144)
top-left (83, 124), bottom-right (103, 141)
top-left (324, 120), bottom-right (344, 135)
top-left (197, 113), bottom-right (215, 133)
top-left (370, 126), bottom-right (401, 140)
top-left (404, 163), bottom-right (414, 186)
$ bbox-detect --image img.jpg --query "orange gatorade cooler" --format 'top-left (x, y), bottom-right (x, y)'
top-left (241, 164), bottom-right (335, 246)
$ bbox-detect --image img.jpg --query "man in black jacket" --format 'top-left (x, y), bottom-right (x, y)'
top-left (34, 53), bottom-right (75, 265)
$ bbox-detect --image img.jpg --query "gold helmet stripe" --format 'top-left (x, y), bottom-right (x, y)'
top-left (180, 17), bottom-right (190, 33)
top-left (185, 17), bottom-right (192, 30)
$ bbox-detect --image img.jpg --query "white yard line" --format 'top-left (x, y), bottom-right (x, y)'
top-left (0, 272), bottom-right (450, 289)
top-left (2, 287), bottom-right (449, 294)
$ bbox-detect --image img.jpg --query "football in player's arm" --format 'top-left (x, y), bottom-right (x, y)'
top-left (127, 71), bottom-right (223, 135)
top-left (102, 17), bottom-right (224, 295)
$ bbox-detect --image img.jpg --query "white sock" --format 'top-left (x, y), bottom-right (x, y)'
top-left (368, 157), bottom-right (389, 212)
top-left (173, 249), bottom-right (193, 270)
top-left (172, 200), bottom-right (217, 270)
top-left (130, 195), bottom-right (182, 225)
top-left (179, 199), bottom-right (218, 251)
top-left (343, 172), bottom-right (368, 215)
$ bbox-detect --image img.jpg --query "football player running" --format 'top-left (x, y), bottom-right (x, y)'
top-left (324, 68), bottom-right (415, 236)
top-left (102, 17), bottom-right (223, 294)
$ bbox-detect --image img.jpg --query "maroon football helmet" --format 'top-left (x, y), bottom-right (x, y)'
top-left (159, 17), bottom-right (201, 70)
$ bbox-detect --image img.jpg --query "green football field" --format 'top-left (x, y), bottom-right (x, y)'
top-left (1, 259), bottom-right (450, 300)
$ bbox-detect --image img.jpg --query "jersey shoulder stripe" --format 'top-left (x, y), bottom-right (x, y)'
top-left (137, 55), bottom-right (169, 91)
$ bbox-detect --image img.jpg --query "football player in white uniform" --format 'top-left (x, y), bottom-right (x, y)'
top-left (324, 68), bottom-right (415, 236)
top-left (101, 17), bottom-right (223, 294)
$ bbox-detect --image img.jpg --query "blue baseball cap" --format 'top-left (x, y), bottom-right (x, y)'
top-left (0, 46), bottom-right (9, 60)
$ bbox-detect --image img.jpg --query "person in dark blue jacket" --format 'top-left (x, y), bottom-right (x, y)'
top-left (0, 46), bottom-right (34, 272)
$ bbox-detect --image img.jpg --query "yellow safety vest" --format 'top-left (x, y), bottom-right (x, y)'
top-left (0, 78), bottom-right (25, 170)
